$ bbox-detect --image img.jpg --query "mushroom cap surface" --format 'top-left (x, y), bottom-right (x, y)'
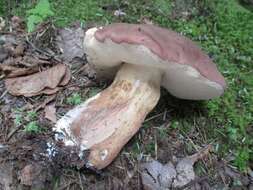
top-left (84, 23), bottom-right (226, 100)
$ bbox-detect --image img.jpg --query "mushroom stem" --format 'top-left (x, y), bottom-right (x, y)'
top-left (55, 64), bottom-right (162, 169)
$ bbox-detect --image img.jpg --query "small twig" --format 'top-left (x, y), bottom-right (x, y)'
top-left (179, 129), bottom-right (199, 152)
top-left (218, 169), bottom-right (227, 187)
top-left (0, 90), bottom-right (8, 100)
top-left (34, 94), bottom-right (56, 112)
top-left (188, 144), bottom-right (213, 163)
top-left (72, 64), bottom-right (88, 75)
top-left (78, 172), bottom-right (84, 190)
top-left (0, 31), bottom-right (16, 35)
top-left (6, 126), bottom-right (21, 141)
top-left (123, 166), bottom-right (138, 188)
top-left (58, 181), bottom-right (76, 190)
top-left (25, 35), bottom-right (61, 62)
top-left (163, 109), bottom-right (168, 121)
top-left (154, 132), bottom-right (158, 160)
top-left (144, 109), bottom-right (173, 123)
top-left (26, 36), bottom-right (51, 56)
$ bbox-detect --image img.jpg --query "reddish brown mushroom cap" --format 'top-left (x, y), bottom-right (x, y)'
top-left (95, 23), bottom-right (226, 89)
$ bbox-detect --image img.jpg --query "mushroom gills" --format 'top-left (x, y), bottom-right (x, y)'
top-left (55, 63), bottom-right (162, 169)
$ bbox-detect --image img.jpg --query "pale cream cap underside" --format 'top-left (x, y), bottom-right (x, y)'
top-left (84, 27), bottom-right (224, 100)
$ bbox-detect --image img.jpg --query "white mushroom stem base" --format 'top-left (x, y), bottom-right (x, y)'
top-left (55, 64), bottom-right (162, 169)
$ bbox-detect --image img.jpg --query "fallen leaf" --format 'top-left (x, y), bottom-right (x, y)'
top-left (59, 66), bottom-right (71, 86)
top-left (173, 145), bottom-right (212, 188)
top-left (141, 160), bottom-right (176, 190)
top-left (223, 166), bottom-right (250, 187)
top-left (140, 145), bottom-right (212, 190)
top-left (19, 164), bottom-right (34, 186)
top-left (19, 164), bottom-right (47, 188)
top-left (28, 87), bottom-right (61, 97)
top-left (0, 162), bottom-right (13, 190)
top-left (172, 157), bottom-right (196, 188)
top-left (56, 27), bottom-right (85, 62)
top-left (5, 64), bottom-right (70, 97)
top-left (0, 64), bottom-right (39, 78)
top-left (45, 103), bottom-right (57, 123)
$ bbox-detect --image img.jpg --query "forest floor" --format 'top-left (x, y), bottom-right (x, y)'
top-left (0, 0), bottom-right (253, 189)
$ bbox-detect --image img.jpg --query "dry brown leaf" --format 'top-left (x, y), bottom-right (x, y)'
top-left (173, 145), bottom-right (212, 188)
top-left (45, 104), bottom-right (57, 123)
top-left (141, 160), bottom-right (176, 190)
top-left (19, 164), bottom-right (34, 186)
top-left (0, 64), bottom-right (39, 78)
top-left (5, 64), bottom-right (69, 97)
top-left (56, 27), bottom-right (84, 62)
top-left (19, 164), bottom-right (46, 187)
top-left (59, 66), bottom-right (71, 86)
top-left (141, 145), bottom-right (212, 190)
top-left (27, 87), bottom-right (61, 97)
top-left (0, 162), bottom-right (13, 190)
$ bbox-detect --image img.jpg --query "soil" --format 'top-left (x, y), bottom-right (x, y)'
top-left (0, 17), bottom-right (252, 190)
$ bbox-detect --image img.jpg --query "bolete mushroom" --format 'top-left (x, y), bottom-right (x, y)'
top-left (55, 23), bottom-right (226, 169)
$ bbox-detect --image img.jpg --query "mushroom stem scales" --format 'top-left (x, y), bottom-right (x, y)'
top-left (55, 64), bottom-right (161, 169)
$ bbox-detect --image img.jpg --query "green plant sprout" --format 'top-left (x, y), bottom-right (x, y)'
top-left (26, 0), bottom-right (54, 32)
top-left (24, 121), bottom-right (41, 133)
top-left (67, 93), bottom-right (82, 105)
